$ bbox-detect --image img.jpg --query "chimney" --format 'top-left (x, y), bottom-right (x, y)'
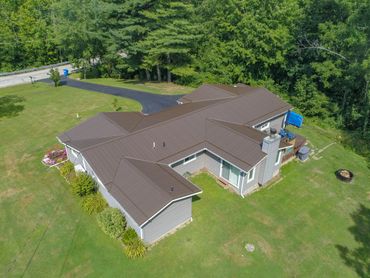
top-left (262, 128), bottom-right (279, 154)
top-left (260, 128), bottom-right (281, 185)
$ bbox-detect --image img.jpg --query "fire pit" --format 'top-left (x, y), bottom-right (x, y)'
top-left (335, 169), bottom-right (354, 183)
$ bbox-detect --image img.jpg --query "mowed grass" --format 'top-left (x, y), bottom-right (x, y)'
top-left (0, 82), bottom-right (369, 277)
top-left (69, 73), bottom-right (194, 95)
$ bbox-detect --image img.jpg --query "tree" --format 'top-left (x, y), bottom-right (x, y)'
top-left (52, 0), bottom-right (108, 73)
top-left (336, 204), bottom-right (370, 277)
top-left (49, 68), bottom-right (61, 87)
top-left (291, 75), bottom-right (333, 119)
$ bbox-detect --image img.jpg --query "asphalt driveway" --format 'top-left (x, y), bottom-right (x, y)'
top-left (47, 78), bottom-right (183, 114)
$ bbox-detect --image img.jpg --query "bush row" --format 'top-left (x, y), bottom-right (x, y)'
top-left (59, 160), bottom-right (146, 259)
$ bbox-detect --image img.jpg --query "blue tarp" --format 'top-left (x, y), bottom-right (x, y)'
top-left (286, 111), bottom-right (303, 128)
top-left (279, 129), bottom-right (296, 140)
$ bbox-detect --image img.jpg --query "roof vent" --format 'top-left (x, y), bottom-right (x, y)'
top-left (170, 185), bottom-right (174, 192)
top-left (152, 141), bottom-right (156, 149)
top-left (163, 141), bottom-right (166, 148)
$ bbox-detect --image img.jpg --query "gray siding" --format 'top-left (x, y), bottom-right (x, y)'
top-left (204, 151), bottom-right (222, 177)
top-left (260, 135), bottom-right (281, 185)
top-left (256, 114), bottom-right (286, 132)
top-left (171, 152), bottom-right (206, 175)
top-left (65, 146), bottom-right (142, 236)
top-left (242, 160), bottom-right (263, 195)
top-left (65, 146), bottom-right (83, 166)
top-left (142, 198), bottom-right (192, 243)
top-left (258, 159), bottom-right (267, 185)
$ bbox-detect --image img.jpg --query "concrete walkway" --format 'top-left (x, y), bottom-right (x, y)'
top-left (54, 78), bottom-right (183, 114)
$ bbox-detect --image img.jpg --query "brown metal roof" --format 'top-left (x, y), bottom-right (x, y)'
top-left (58, 113), bottom-right (127, 144)
top-left (178, 84), bottom-right (236, 103)
top-left (109, 158), bottom-right (201, 226)
top-left (58, 83), bottom-right (292, 226)
top-left (205, 119), bottom-right (266, 170)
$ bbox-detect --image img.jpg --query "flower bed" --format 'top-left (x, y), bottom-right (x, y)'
top-left (42, 149), bottom-right (67, 167)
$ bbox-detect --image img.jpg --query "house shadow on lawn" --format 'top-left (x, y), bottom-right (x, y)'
top-left (336, 204), bottom-right (370, 277)
top-left (192, 195), bottom-right (201, 203)
top-left (0, 95), bottom-right (25, 119)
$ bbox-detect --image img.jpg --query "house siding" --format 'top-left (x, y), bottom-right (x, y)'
top-left (65, 146), bottom-right (143, 236)
top-left (204, 151), bottom-right (222, 177)
top-left (171, 151), bottom-right (206, 176)
top-left (255, 114), bottom-right (287, 132)
top-left (65, 147), bottom-right (83, 166)
top-left (242, 160), bottom-right (264, 195)
top-left (260, 135), bottom-right (281, 185)
top-left (142, 198), bottom-right (192, 243)
top-left (171, 150), bottom-right (242, 195)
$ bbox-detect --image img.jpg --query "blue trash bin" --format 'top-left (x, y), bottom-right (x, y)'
top-left (63, 69), bottom-right (69, 77)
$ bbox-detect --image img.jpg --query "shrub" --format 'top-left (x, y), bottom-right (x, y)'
top-left (49, 68), bottom-right (61, 87)
top-left (121, 228), bottom-right (138, 245)
top-left (81, 193), bottom-right (108, 215)
top-left (71, 173), bottom-right (96, 196)
top-left (124, 238), bottom-right (146, 259)
top-left (60, 161), bottom-right (74, 178)
top-left (96, 208), bottom-right (126, 239)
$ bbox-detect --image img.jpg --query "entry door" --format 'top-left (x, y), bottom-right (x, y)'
top-left (221, 161), bottom-right (239, 186)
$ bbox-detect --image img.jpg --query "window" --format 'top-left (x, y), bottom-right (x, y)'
top-left (247, 167), bottom-right (255, 183)
top-left (184, 154), bottom-right (196, 164)
top-left (260, 122), bottom-right (270, 131)
top-left (275, 151), bottom-right (282, 165)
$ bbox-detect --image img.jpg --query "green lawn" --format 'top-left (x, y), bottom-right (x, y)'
top-left (0, 83), bottom-right (369, 277)
top-left (69, 74), bottom-right (194, 95)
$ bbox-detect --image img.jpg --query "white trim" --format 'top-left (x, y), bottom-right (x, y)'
top-left (71, 148), bottom-right (78, 158)
top-left (259, 122), bottom-right (270, 131)
top-left (279, 145), bottom-right (292, 150)
top-left (140, 228), bottom-right (143, 240)
top-left (247, 167), bottom-right (255, 183)
top-left (183, 154), bottom-right (196, 165)
top-left (169, 147), bottom-right (265, 188)
top-left (275, 151), bottom-right (282, 166)
top-left (170, 147), bottom-right (246, 174)
top-left (240, 172), bottom-right (245, 198)
top-left (57, 138), bottom-right (81, 154)
top-left (282, 113), bottom-right (288, 128)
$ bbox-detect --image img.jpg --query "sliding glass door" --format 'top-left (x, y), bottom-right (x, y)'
top-left (221, 160), bottom-right (240, 187)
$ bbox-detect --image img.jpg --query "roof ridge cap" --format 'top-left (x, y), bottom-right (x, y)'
top-left (206, 118), bottom-right (263, 145)
top-left (123, 157), bottom-right (173, 200)
top-left (100, 112), bottom-right (134, 133)
top-left (205, 141), bottom-right (255, 168)
top-left (81, 98), bottom-right (235, 153)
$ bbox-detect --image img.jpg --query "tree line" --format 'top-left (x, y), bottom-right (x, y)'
top-left (0, 0), bottom-right (369, 139)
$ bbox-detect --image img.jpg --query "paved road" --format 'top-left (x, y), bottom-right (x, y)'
top-left (48, 78), bottom-right (183, 114)
top-left (0, 64), bottom-right (74, 88)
